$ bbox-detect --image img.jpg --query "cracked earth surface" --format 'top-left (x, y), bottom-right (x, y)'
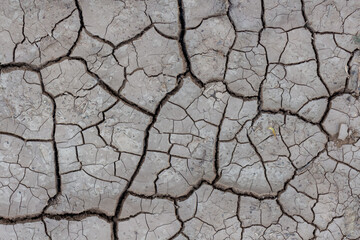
top-left (0, 0), bottom-right (360, 239)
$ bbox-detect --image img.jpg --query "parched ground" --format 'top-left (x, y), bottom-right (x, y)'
top-left (0, 0), bottom-right (360, 239)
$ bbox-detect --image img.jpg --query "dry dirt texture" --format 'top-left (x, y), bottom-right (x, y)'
top-left (0, 0), bottom-right (360, 239)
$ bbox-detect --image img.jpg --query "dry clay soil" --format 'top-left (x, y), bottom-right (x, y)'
top-left (0, 0), bottom-right (360, 239)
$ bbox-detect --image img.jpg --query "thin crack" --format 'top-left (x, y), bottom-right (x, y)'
top-left (37, 71), bottom-right (61, 213)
